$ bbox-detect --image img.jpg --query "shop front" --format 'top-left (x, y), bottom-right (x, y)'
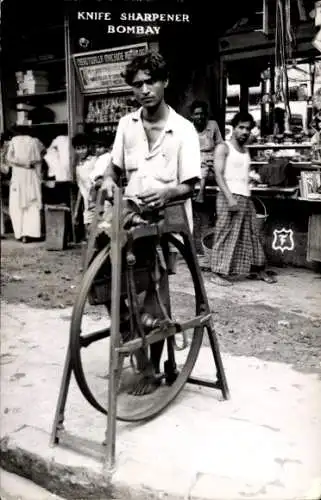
top-left (194, 0), bottom-right (321, 269)
top-left (1, 0), bottom-right (247, 246)
top-left (1, 0), bottom-right (320, 265)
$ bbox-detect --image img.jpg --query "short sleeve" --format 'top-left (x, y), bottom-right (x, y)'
top-left (111, 117), bottom-right (125, 170)
top-left (6, 139), bottom-right (14, 164)
top-left (178, 122), bottom-right (201, 184)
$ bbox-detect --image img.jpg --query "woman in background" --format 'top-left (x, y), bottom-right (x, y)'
top-left (6, 127), bottom-right (45, 243)
top-left (0, 130), bottom-right (14, 238)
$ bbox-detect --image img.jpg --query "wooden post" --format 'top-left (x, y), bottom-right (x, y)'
top-left (0, 67), bottom-right (4, 133)
top-left (105, 187), bottom-right (123, 471)
top-left (268, 60), bottom-right (275, 135)
top-left (218, 59), bottom-right (227, 138)
top-left (260, 77), bottom-right (268, 136)
top-left (64, 14), bottom-right (77, 243)
top-left (240, 82), bottom-right (249, 112)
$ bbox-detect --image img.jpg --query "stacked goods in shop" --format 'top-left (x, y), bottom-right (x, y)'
top-left (24, 70), bottom-right (49, 94)
top-left (16, 103), bottom-right (33, 125)
top-left (15, 70), bottom-right (49, 95)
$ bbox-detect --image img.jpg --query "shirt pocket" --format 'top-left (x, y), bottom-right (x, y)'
top-left (152, 149), bottom-right (177, 184)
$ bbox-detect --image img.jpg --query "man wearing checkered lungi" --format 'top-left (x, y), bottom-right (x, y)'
top-left (210, 111), bottom-right (276, 286)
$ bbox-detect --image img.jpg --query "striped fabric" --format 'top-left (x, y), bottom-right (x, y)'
top-left (211, 192), bottom-right (265, 276)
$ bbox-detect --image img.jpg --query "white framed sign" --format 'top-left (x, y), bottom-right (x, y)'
top-left (73, 42), bottom-right (148, 94)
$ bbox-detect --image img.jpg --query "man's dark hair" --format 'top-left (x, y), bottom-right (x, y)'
top-left (190, 100), bottom-right (209, 115)
top-left (231, 111), bottom-right (256, 129)
top-left (72, 133), bottom-right (89, 148)
top-left (122, 50), bottom-right (169, 86)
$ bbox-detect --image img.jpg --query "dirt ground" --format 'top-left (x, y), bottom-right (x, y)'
top-left (1, 239), bottom-right (83, 309)
top-left (1, 237), bottom-right (320, 377)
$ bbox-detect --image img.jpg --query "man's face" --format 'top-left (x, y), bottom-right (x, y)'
top-left (233, 121), bottom-right (252, 144)
top-left (75, 145), bottom-right (88, 161)
top-left (95, 145), bottom-right (107, 156)
top-left (191, 107), bottom-right (206, 128)
top-left (131, 70), bottom-right (167, 108)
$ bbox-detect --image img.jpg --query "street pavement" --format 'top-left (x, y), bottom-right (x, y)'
top-left (0, 468), bottom-right (65, 500)
top-left (1, 268), bottom-right (321, 500)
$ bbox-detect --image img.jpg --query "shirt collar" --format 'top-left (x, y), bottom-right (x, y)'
top-left (131, 105), bottom-right (177, 133)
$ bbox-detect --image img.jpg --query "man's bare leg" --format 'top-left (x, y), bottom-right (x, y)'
top-left (129, 271), bottom-right (169, 396)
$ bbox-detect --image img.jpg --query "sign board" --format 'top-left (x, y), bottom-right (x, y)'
top-left (73, 43), bottom-right (148, 94)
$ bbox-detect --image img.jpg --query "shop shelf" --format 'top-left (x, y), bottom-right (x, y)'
top-left (251, 186), bottom-right (299, 194)
top-left (247, 143), bottom-right (311, 149)
top-left (84, 121), bottom-right (118, 125)
top-left (20, 57), bottom-right (65, 66)
top-left (197, 185), bottom-right (299, 196)
top-left (298, 197), bottom-right (321, 202)
top-left (251, 161), bottom-right (315, 169)
top-left (11, 89), bottom-right (67, 105)
top-left (21, 122), bottom-right (68, 127)
top-left (290, 162), bottom-right (317, 169)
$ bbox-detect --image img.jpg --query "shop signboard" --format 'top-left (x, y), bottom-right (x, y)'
top-left (73, 42), bottom-right (148, 94)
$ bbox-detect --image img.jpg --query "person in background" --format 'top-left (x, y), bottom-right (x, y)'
top-left (211, 111), bottom-right (276, 286)
top-left (189, 100), bottom-right (223, 265)
top-left (44, 135), bottom-right (71, 183)
top-left (0, 130), bottom-right (14, 238)
top-left (86, 132), bottom-right (115, 231)
top-left (6, 127), bottom-right (45, 243)
top-left (73, 132), bottom-right (97, 239)
top-left (189, 100), bottom-right (223, 204)
top-left (90, 132), bottom-right (115, 187)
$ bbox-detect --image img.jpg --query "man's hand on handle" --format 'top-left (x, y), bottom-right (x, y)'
top-left (138, 188), bottom-right (168, 210)
top-left (227, 196), bottom-right (239, 213)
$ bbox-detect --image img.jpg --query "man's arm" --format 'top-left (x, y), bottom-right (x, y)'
top-left (213, 120), bottom-right (224, 146)
top-left (6, 139), bottom-right (37, 169)
top-left (104, 160), bottom-right (122, 183)
top-left (164, 122), bottom-right (201, 202)
top-left (100, 118), bottom-right (126, 198)
top-left (140, 178), bottom-right (198, 207)
top-left (214, 143), bottom-right (238, 211)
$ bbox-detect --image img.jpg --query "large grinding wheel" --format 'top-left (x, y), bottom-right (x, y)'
top-left (69, 234), bottom-right (205, 422)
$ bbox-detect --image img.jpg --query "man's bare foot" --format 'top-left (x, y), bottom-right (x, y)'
top-left (257, 270), bottom-right (277, 284)
top-left (128, 374), bottom-right (162, 396)
top-left (210, 273), bottom-right (232, 286)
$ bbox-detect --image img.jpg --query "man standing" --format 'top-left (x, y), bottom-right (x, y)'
top-left (189, 100), bottom-right (223, 262)
top-left (211, 111), bottom-right (276, 286)
top-left (101, 50), bottom-right (201, 394)
top-left (189, 99), bottom-right (223, 204)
